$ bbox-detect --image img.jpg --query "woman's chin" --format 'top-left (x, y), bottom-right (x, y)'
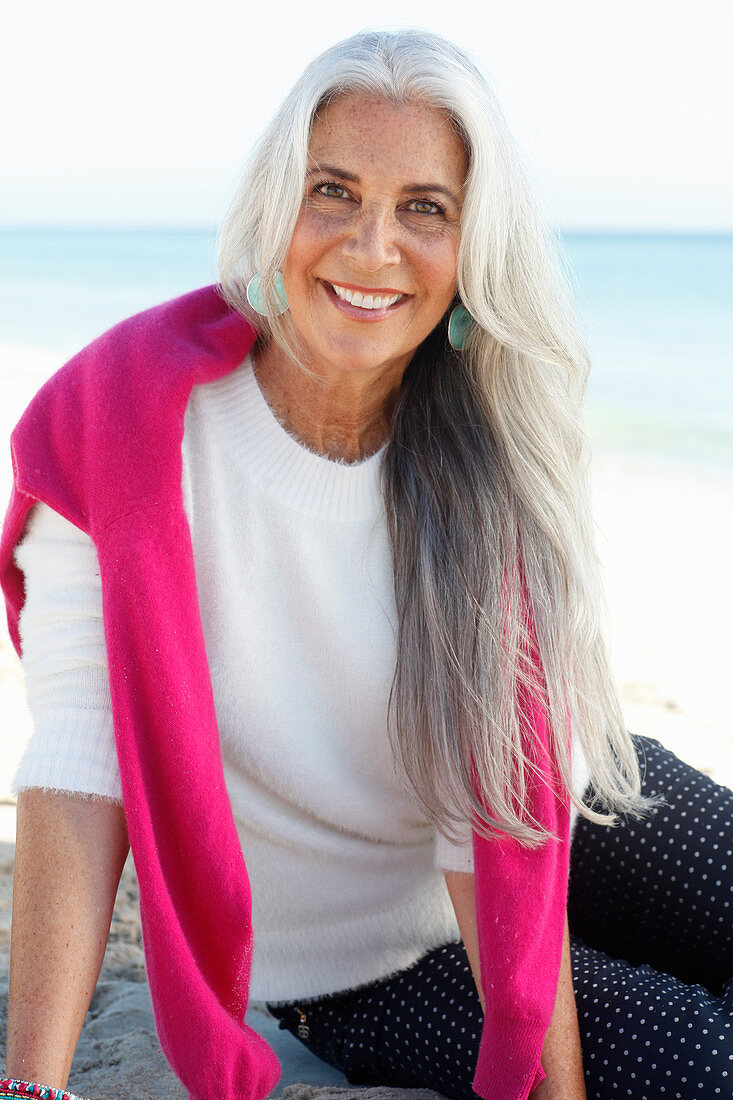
top-left (305, 335), bottom-right (414, 379)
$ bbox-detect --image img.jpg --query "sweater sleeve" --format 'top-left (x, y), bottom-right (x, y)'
top-left (435, 732), bottom-right (590, 873)
top-left (471, 654), bottom-right (574, 1100)
top-left (435, 820), bottom-right (476, 872)
top-left (11, 502), bottom-right (122, 802)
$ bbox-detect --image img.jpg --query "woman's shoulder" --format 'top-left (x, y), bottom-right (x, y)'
top-left (8, 286), bottom-right (258, 534)
top-left (30, 284), bottom-right (256, 411)
top-left (12, 283), bottom-right (258, 451)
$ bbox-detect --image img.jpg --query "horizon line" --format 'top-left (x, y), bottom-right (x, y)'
top-left (1, 223), bottom-right (732, 238)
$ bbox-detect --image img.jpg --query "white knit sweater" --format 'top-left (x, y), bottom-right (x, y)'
top-left (13, 355), bottom-right (589, 1005)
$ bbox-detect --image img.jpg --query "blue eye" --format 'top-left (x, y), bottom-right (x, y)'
top-left (315, 180), bottom-right (348, 199)
top-left (409, 199), bottom-right (444, 216)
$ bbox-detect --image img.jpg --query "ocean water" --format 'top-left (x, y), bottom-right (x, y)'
top-left (563, 233), bottom-right (733, 463)
top-left (1, 227), bottom-right (731, 464)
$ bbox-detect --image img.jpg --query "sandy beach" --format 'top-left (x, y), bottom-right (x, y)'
top-left (0, 343), bottom-right (731, 1097)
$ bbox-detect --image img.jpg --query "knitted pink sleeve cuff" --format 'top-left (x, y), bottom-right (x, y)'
top-left (472, 1011), bottom-right (546, 1100)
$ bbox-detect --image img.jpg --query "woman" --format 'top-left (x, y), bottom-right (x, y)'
top-left (1, 28), bottom-right (731, 1100)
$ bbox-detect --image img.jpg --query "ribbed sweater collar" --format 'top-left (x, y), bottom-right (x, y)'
top-left (204, 357), bottom-right (386, 522)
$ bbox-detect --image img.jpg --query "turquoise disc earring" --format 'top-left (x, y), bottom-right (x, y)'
top-left (447, 304), bottom-right (473, 351)
top-left (246, 272), bottom-right (289, 316)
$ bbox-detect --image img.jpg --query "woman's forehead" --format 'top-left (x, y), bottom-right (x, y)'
top-left (307, 95), bottom-right (468, 189)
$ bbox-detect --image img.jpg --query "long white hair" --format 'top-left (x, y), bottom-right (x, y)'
top-left (218, 28), bottom-right (659, 846)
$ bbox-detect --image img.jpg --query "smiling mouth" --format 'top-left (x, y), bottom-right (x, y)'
top-left (326, 281), bottom-right (406, 311)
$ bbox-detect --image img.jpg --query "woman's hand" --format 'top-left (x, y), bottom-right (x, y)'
top-left (5, 789), bottom-right (129, 1089)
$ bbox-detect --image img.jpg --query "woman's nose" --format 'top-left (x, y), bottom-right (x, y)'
top-left (342, 206), bottom-right (401, 271)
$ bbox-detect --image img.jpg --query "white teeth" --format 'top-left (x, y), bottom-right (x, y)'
top-left (330, 283), bottom-right (402, 309)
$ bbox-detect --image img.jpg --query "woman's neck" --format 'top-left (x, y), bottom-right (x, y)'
top-left (252, 341), bottom-right (401, 464)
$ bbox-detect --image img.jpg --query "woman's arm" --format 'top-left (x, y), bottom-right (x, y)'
top-left (529, 912), bottom-right (586, 1099)
top-left (5, 788), bottom-right (129, 1089)
top-left (444, 868), bottom-right (485, 1010)
top-left (444, 870), bottom-right (586, 1100)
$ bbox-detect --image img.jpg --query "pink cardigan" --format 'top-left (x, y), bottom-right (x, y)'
top-left (0, 285), bottom-right (571, 1100)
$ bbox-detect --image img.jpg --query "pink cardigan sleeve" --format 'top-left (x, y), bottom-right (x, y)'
top-left (471, 627), bottom-right (572, 1100)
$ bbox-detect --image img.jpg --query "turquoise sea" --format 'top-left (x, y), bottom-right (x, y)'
top-left (1, 228), bottom-right (731, 465)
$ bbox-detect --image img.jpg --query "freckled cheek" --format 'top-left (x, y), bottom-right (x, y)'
top-left (299, 208), bottom-right (346, 249)
top-left (412, 239), bottom-right (459, 307)
top-left (284, 213), bottom-right (347, 293)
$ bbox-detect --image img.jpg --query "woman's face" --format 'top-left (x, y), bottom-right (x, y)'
top-left (282, 95), bottom-right (468, 382)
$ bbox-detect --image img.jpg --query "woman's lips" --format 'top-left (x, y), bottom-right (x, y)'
top-left (320, 279), bottom-right (410, 321)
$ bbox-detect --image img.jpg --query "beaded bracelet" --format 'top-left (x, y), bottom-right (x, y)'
top-left (0, 1079), bottom-right (88, 1100)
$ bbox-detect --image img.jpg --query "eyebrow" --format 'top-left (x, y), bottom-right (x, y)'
top-left (308, 163), bottom-right (461, 206)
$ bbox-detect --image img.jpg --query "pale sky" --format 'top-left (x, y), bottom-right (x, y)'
top-left (2, 0), bottom-right (731, 230)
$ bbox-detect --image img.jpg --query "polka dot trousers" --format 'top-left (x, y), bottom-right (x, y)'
top-left (267, 736), bottom-right (733, 1099)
